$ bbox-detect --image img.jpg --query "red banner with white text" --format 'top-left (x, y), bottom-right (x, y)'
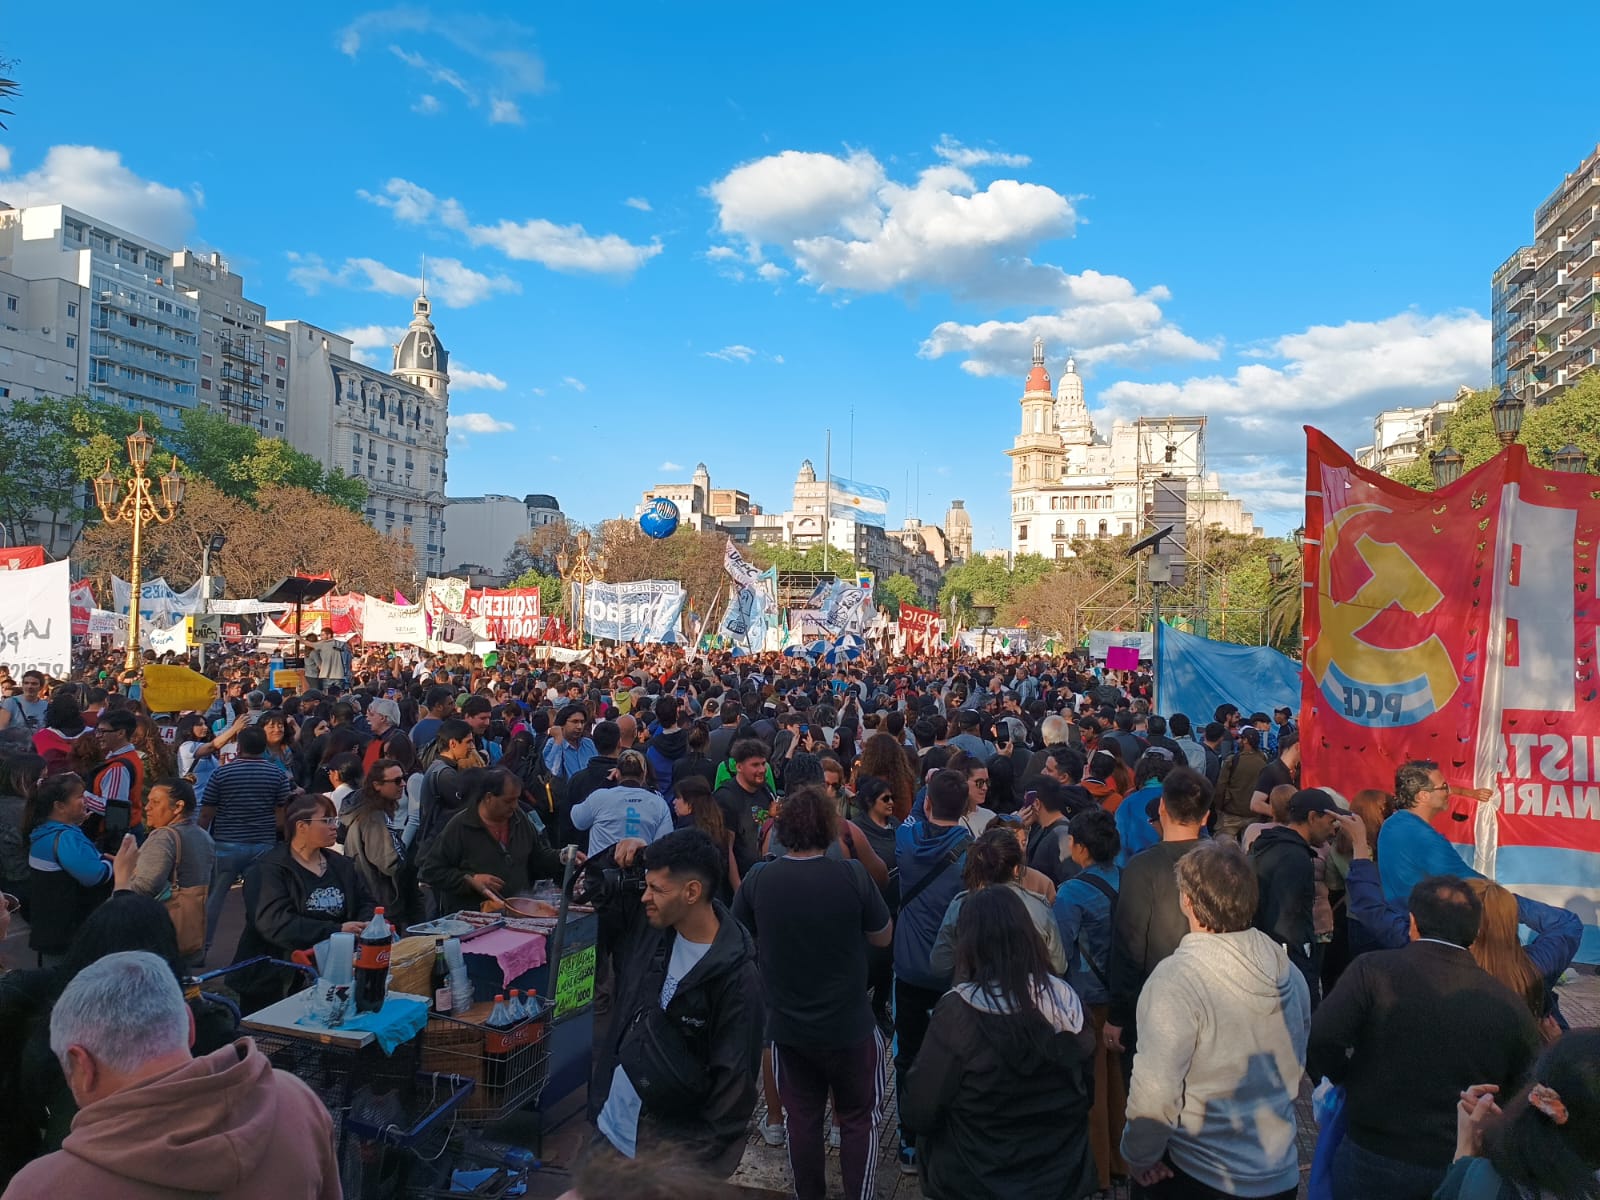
top-left (899, 605), bottom-right (938, 655)
top-left (1303, 427), bottom-right (1600, 959)
top-left (0, 546), bottom-right (46, 571)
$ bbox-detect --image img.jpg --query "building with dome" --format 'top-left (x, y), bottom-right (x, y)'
top-left (274, 290), bottom-right (450, 574)
top-left (1006, 337), bottom-right (1256, 559)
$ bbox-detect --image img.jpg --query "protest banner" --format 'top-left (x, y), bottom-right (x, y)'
top-left (68, 580), bottom-right (95, 637)
top-left (1088, 630), bottom-right (1154, 661)
top-left (0, 560), bottom-right (70, 677)
top-left (0, 546), bottom-right (46, 571)
top-left (361, 596), bottom-right (428, 647)
top-left (1156, 624), bottom-right (1300, 724)
top-left (465, 587), bottom-right (544, 642)
top-left (582, 580), bottom-right (686, 644)
top-left (898, 605), bottom-right (938, 655)
top-left (1303, 427), bottom-right (1600, 960)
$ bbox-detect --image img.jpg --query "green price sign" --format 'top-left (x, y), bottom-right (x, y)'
top-left (554, 943), bottom-right (597, 1020)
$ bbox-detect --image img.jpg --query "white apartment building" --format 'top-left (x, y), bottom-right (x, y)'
top-left (445, 492), bottom-right (564, 575)
top-left (272, 292), bottom-right (450, 575)
top-left (0, 203), bottom-right (200, 422)
top-left (1353, 389), bottom-right (1467, 475)
top-left (171, 249), bottom-right (292, 436)
top-left (1006, 338), bottom-right (1255, 558)
top-left (1492, 143), bottom-right (1600, 403)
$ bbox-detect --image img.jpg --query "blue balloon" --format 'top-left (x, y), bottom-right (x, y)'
top-left (640, 497), bottom-right (680, 539)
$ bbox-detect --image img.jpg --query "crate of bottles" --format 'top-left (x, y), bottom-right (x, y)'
top-left (420, 992), bottom-right (552, 1122)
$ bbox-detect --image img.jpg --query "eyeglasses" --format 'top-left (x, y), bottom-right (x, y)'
top-left (306, 816), bottom-right (340, 827)
top-left (379, 776), bottom-right (405, 786)
top-left (972, 778), bottom-right (990, 788)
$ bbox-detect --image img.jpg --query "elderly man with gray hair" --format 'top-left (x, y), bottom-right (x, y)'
top-left (362, 695), bottom-right (405, 774)
top-left (3, 951), bottom-right (339, 1199)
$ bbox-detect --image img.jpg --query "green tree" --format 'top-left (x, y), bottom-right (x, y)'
top-left (938, 553), bottom-right (1053, 622)
top-left (506, 568), bottom-right (566, 614)
top-left (875, 573), bottom-right (922, 616)
top-left (0, 394), bottom-right (139, 545)
top-left (167, 408), bottom-right (366, 511)
top-left (745, 541), bottom-right (857, 577)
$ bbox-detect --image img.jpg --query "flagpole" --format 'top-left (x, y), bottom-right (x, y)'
top-left (824, 428), bottom-right (831, 574)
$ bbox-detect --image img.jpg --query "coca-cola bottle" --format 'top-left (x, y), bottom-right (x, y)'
top-left (353, 908), bottom-right (394, 1014)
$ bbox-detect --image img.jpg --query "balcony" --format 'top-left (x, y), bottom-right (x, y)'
top-left (1569, 240), bottom-right (1599, 278)
top-left (1506, 284), bottom-right (1536, 312)
top-left (90, 368), bottom-right (196, 408)
top-left (87, 336), bottom-right (194, 381)
top-left (1537, 168), bottom-right (1600, 233)
top-left (1509, 338), bottom-right (1536, 368)
top-left (1568, 275), bottom-right (1598, 305)
top-left (1503, 248), bottom-right (1540, 284)
top-left (216, 385), bottom-right (264, 410)
top-left (90, 315), bottom-right (199, 354)
top-left (217, 337), bottom-right (264, 366)
top-left (219, 363), bottom-right (260, 386)
top-left (1570, 204), bottom-right (1600, 247)
top-left (1572, 313), bottom-right (1600, 347)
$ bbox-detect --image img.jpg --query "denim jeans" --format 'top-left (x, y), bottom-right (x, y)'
top-left (1332, 1136), bottom-right (1446, 1200)
top-left (205, 840), bottom-right (276, 954)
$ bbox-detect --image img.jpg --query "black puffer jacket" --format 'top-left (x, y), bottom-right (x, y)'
top-left (592, 896), bottom-right (763, 1178)
top-left (1250, 824), bottom-right (1315, 973)
top-left (901, 981), bottom-right (1099, 1200)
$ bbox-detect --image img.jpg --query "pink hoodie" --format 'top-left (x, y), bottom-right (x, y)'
top-left (3, 1038), bottom-right (340, 1200)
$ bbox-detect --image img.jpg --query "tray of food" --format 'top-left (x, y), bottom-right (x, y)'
top-left (408, 913), bottom-right (505, 941)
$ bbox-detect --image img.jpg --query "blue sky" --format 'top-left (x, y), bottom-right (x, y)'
top-left (3, 3), bottom-right (1597, 549)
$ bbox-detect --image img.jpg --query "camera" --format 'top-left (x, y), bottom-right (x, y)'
top-left (573, 850), bottom-right (646, 907)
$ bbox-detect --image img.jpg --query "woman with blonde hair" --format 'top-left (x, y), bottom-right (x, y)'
top-left (1465, 877), bottom-right (1581, 1039)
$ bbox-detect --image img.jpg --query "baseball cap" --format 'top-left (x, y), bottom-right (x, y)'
top-left (1288, 788), bottom-right (1340, 821)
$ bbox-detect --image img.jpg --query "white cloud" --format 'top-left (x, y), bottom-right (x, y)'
top-left (530, 386), bottom-right (547, 396)
top-left (756, 262), bottom-right (789, 283)
top-left (0, 146), bottom-right (11, 173)
top-left (340, 9), bottom-right (545, 123)
top-left (288, 251), bottom-right (518, 308)
top-left (920, 274), bottom-right (1219, 377)
top-left (450, 412), bottom-right (515, 434)
top-left (562, 376), bottom-right (586, 392)
top-left (359, 177), bottom-right (662, 276)
top-left (390, 46), bottom-right (476, 103)
top-left (411, 94), bottom-right (442, 116)
top-left (335, 323), bottom-right (408, 365)
top-left (933, 135), bottom-right (1031, 169)
top-left (774, 354), bottom-right (785, 365)
top-left (489, 97), bottom-right (524, 125)
top-left (705, 344), bottom-right (758, 363)
top-left (623, 196), bottom-right (652, 212)
top-left (659, 460), bottom-right (683, 472)
top-left (0, 145), bottom-right (195, 247)
top-left (450, 363), bottom-right (508, 390)
top-left (707, 147), bottom-right (1081, 304)
top-left (1096, 309), bottom-right (1491, 525)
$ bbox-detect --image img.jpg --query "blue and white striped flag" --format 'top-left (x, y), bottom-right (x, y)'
top-left (828, 476), bottom-right (890, 528)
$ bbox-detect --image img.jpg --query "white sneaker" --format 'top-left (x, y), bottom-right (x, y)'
top-left (761, 1122), bottom-right (785, 1147)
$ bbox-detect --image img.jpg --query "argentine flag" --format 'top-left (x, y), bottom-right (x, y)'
top-left (829, 476), bottom-right (890, 527)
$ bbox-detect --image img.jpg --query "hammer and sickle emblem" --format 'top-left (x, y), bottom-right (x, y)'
top-left (1307, 503), bottom-right (1460, 707)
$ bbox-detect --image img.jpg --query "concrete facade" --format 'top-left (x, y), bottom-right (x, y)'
top-left (445, 492), bottom-right (565, 576)
top-left (171, 249), bottom-right (291, 436)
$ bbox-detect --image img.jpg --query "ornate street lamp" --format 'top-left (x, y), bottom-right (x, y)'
top-left (1550, 442), bottom-right (1589, 474)
top-left (94, 419), bottom-right (186, 671)
top-left (1492, 382), bottom-right (1525, 447)
top-left (1430, 445), bottom-right (1465, 489)
top-left (557, 528), bottom-right (605, 648)
top-left (1266, 551), bottom-right (1283, 581)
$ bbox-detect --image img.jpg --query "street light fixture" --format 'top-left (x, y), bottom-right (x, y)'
top-left (557, 528), bottom-right (605, 648)
top-left (1266, 551), bottom-right (1283, 581)
top-left (1550, 443), bottom-right (1589, 474)
top-left (1492, 382), bottom-right (1525, 447)
top-left (94, 418), bottom-right (186, 672)
top-left (1430, 445), bottom-right (1465, 489)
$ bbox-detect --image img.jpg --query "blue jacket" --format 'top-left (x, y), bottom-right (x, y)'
top-left (28, 820), bottom-right (111, 887)
top-left (893, 819), bottom-right (972, 990)
top-left (1376, 809), bottom-right (1483, 905)
top-left (1116, 785), bottom-right (1161, 867)
top-left (1346, 857), bottom-right (1583, 988)
top-left (1054, 862), bottom-right (1120, 1005)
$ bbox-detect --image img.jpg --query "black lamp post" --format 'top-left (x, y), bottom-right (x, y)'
top-left (1550, 442), bottom-right (1589, 474)
top-left (1430, 445), bottom-right (1465, 489)
top-left (1492, 382), bottom-right (1525, 447)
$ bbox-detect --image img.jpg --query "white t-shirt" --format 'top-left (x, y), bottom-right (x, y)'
top-left (597, 933), bottom-right (713, 1156)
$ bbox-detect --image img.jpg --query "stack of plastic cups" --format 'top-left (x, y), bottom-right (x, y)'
top-left (443, 937), bottom-right (473, 1012)
top-left (319, 932), bottom-right (356, 1027)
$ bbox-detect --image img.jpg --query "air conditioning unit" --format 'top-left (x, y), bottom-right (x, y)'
top-left (41, 326), bottom-right (50, 335)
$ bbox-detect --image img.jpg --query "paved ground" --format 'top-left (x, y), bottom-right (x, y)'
top-left (6, 889), bottom-right (1596, 1200)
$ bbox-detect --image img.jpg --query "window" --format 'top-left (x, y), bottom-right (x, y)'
top-left (276, 356), bottom-right (286, 369)
top-left (201, 378), bottom-right (211, 391)
top-left (276, 377), bottom-right (284, 389)
top-left (274, 421), bottom-right (284, 432)
top-left (202, 354), bottom-right (211, 366)
top-left (1098, 520), bottom-right (1108, 536)
top-left (1018, 523), bottom-right (1029, 540)
top-left (1122, 522), bottom-right (1133, 537)
top-left (65, 334), bottom-right (75, 349)
top-left (4, 296), bottom-right (15, 311)
top-left (1055, 519), bottom-right (1065, 536)
top-left (67, 302), bottom-right (78, 318)
top-left (1056, 543), bottom-right (1065, 560)
top-left (1076, 519), bottom-right (1086, 536)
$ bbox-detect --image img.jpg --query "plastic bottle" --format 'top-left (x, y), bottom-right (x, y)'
top-left (506, 989), bottom-right (528, 1023)
top-left (353, 907), bottom-right (394, 1014)
top-left (430, 938), bottom-right (452, 1015)
top-left (486, 993), bottom-right (513, 1028)
top-left (485, 994), bottom-right (513, 1092)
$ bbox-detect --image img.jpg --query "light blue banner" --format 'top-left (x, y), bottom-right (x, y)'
top-left (1155, 623), bottom-right (1302, 725)
top-left (581, 579), bottom-right (687, 644)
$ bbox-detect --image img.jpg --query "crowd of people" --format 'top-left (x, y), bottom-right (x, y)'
top-left (0, 644), bottom-right (1595, 1199)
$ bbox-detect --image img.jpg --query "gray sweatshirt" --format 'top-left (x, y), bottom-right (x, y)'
top-left (1122, 928), bottom-right (1310, 1197)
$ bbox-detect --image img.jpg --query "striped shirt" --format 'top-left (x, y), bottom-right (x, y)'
top-left (202, 756), bottom-right (292, 843)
